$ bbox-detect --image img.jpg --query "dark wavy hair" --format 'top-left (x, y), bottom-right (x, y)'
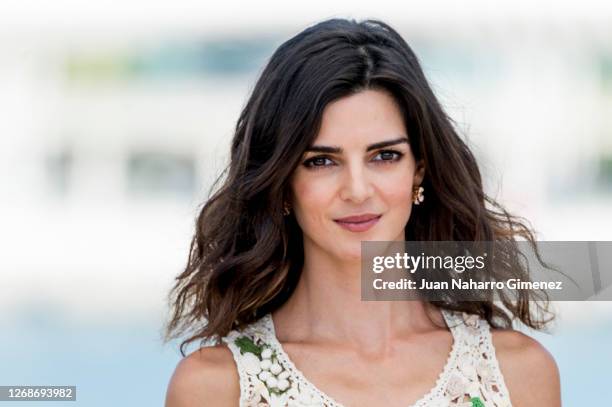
top-left (164, 18), bottom-right (553, 355)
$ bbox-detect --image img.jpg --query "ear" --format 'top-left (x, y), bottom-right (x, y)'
top-left (413, 159), bottom-right (425, 186)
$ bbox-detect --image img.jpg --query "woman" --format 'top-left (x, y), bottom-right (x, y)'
top-left (164, 18), bottom-right (561, 407)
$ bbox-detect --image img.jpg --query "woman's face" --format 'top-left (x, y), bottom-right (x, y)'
top-left (289, 89), bottom-right (425, 262)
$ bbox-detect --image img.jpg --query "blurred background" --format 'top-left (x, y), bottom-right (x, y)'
top-left (0, 0), bottom-right (611, 405)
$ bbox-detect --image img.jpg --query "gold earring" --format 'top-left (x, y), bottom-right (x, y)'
top-left (283, 201), bottom-right (291, 216)
top-left (412, 186), bottom-right (424, 205)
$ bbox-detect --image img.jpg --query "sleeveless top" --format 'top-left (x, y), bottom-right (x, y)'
top-left (220, 309), bottom-right (513, 407)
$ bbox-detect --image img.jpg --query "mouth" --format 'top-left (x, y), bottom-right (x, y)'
top-left (333, 213), bottom-right (382, 232)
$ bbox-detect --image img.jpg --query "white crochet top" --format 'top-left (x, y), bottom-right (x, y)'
top-left (221, 309), bottom-right (513, 407)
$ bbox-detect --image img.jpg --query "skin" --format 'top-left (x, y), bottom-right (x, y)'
top-left (165, 89), bottom-right (561, 407)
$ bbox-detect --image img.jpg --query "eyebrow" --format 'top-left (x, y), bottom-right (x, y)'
top-left (305, 136), bottom-right (409, 154)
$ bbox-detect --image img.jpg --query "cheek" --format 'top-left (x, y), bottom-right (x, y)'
top-left (290, 173), bottom-right (334, 223)
top-left (378, 167), bottom-right (414, 205)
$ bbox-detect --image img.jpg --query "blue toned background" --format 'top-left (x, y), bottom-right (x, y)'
top-left (1, 1), bottom-right (611, 405)
top-left (0, 305), bottom-right (610, 405)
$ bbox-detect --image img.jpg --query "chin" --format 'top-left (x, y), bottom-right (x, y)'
top-left (335, 245), bottom-right (363, 262)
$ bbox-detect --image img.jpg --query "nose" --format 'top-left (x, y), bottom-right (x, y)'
top-left (339, 160), bottom-right (374, 204)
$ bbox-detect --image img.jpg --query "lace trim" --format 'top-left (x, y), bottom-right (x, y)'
top-left (479, 319), bottom-right (513, 407)
top-left (434, 312), bottom-right (513, 407)
top-left (221, 331), bottom-right (256, 407)
top-left (222, 309), bottom-right (513, 407)
top-left (264, 313), bottom-right (340, 406)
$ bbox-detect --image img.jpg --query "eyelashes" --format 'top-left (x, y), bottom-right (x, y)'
top-left (302, 150), bottom-right (405, 170)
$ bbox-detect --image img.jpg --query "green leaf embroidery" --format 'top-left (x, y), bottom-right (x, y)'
top-left (235, 336), bottom-right (291, 395)
top-left (471, 396), bottom-right (485, 407)
top-left (234, 336), bottom-right (263, 357)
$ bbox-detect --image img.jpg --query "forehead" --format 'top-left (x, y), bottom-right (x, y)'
top-left (313, 89), bottom-right (407, 147)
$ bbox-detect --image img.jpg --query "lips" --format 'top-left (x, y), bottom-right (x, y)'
top-left (334, 213), bottom-right (381, 223)
top-left (333, 213), bottom-right (382, 232)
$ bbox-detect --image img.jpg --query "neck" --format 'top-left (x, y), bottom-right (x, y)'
top-left (271, 238), bottom-right (444, 356)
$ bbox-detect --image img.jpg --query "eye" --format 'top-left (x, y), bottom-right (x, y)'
top-left (302, 155), bottom-right (336, 170)
top-left (372, 149), bottom-right (404, 163)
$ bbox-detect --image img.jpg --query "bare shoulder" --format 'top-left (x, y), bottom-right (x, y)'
top-left (491, 328), bottom-right (561, 407)
top-left (165, 344), bottom-right (239, 407)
